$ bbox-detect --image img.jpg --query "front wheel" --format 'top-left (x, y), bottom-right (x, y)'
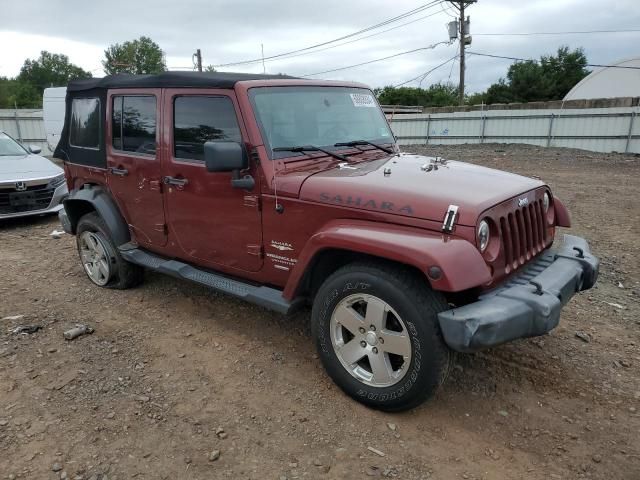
top-left (311, 262), bottom-right (452, 412)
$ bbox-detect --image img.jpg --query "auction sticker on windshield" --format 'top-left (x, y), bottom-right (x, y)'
top-left (350, 93), bottom-right (376, 108)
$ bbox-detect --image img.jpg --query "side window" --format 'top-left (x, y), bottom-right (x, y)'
top-left (70, 98), bottom-right (100, 149)
top-left (112, 95), bottom-right (156, 155)
top-left (174, 96), bottom-right (242, 161)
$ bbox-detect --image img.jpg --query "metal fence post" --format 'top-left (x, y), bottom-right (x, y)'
top-left (625, 111), bottom-right (636, 154)
top-left (14, 108), bottom-right (23, 143)
top-left (480, 114), bottom-right (487, 144)
top-left (425, 115), bottom-right (431, 145)
top-left (546, 113), bottom-right (555, 147)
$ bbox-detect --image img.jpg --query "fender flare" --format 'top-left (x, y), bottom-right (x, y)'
top-left (283, 219), bottom-right (491, 299)
top-left (63, 185), bottom-right (131, 246)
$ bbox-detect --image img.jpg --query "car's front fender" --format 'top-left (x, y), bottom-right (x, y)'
top-left (283, 219), bottom-right (492, 300)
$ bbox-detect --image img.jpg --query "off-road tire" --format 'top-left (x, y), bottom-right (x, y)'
top-left (311, 261), bottom-right (452, 412)
top-left (76, 212), bottom-right (144, 289)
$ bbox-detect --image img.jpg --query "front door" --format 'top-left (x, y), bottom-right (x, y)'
top-left (106, 89), bottom-right (167, 247)
top-left (162, 90), bottom-right (263, 272)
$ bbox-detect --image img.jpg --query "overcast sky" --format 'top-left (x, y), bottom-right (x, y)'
top-left (1, 0), bottom-right (638, 93)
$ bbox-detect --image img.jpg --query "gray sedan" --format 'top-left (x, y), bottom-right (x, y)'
top-left (0, 131), bottom-right (68, 220)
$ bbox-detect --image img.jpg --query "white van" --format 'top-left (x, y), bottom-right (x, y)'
top-left (43, 87), bottom-right (67, 153)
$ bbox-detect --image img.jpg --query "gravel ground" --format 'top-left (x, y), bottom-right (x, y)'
top-left (1, 143), bottom-right (639, 480)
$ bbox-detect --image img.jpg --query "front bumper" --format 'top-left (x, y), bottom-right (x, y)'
top-left (438, 234), bottom-right (598, 353)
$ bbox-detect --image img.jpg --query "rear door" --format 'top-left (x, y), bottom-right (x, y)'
top-left (161, 89), bottom-right (263, 272)
top-left (106, 89), bottom-right (167, 247)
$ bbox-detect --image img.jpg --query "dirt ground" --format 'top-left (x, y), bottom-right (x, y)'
top-left (1, 143), bottom-right (639, 480)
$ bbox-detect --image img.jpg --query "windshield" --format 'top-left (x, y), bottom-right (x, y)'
top-left (0, 132), bottom-right (28, 156)
top-left (249, 86), bottom-right (394, 159)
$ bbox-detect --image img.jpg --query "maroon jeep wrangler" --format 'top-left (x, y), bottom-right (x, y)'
top-left (56, 72), bottom-right (598, 411)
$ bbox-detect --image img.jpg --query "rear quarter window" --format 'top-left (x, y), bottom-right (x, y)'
top-left (112, 95), bottom-right (157, 155)
top-left (69, 98), bottom-right (100, 149)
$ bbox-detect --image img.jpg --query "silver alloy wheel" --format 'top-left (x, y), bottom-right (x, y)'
top-left (79, 231), bottom-right (112, 286)
top-left (330, 293), bottom-right (412, 387)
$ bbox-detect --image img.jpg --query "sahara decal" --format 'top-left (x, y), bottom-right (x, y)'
top-left (270, 240), bottom-right (294, 251)
top-left (319, 192), bottom-right (414, 215)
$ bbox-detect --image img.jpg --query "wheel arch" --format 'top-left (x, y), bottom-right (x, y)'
top-left (293, 248), bottom-right (429, 302)
top-left (63, 184), bottom-right (131, 246)
top-left (283, 219), bottom-right (492, 301)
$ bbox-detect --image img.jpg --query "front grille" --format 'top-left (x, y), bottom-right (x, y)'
top-left (499, 198), bottom-right (548, 273)
top-left (0, 183), bottom-right (55, 214)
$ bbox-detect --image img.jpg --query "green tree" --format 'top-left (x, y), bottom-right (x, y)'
top-left (465, 91), bottom-right (488, 106)
top-left (0, 52), bottom-right (89, 108)
top-left (103, 36), bottom-right (166, 75)
top-left (376, 83), bottom-right (458, 107)
top-left (0, 77), bottom-right (17, 107)
top-left (540, 46), bottom-right (590, 99)
top-left (484, 46), bottom-right (589, 104)
top-left (204, 65), bottom-right (217, 72)
top-left (18, 51), bottom-right (91, 95)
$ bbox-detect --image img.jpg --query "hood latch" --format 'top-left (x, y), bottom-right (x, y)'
top-left (442, 205), bottom-right (459, 233)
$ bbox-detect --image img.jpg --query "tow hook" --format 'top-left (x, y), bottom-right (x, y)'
top-left (530, 280), bottom-right (544, 296)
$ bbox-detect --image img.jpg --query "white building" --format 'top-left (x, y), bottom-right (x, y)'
top-left (564, 57), bottom-right (640, 100)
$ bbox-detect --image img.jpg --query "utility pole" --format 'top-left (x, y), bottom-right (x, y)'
top-left (447, 1), bottom-right (476, 105)
top-left (194, 49), bottom-right (203, 72)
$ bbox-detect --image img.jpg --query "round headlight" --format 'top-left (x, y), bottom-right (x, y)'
top-left (477, 219), bottom-right (490, 252)
top-left (543, 192), bottom-right (550, 213)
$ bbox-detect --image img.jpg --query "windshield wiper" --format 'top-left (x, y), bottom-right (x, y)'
top-left (334, 140), bottom-right (395, 154)
top-left (272, 145), bottom-right (349, 162)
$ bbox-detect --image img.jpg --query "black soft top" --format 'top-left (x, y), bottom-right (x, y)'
top-left (67, 71), bottom-right (299, 92)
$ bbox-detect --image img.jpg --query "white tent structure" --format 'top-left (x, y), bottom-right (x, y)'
top-left (564, 57), bottom-right (640, 100)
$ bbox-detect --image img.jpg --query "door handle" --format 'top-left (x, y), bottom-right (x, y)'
top-left (163, 176), bottom-right (189, 187)
top-left (109, 166), bottom-right (129, 176)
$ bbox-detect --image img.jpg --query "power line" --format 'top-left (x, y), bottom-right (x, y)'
top-left (447, 47), bottom-right (458, 81)
top-left (440, 1), bottom-right (457, 18)
top-left (474, 28), bottom-right (640, 37)
top-left (301, 41), bottom-right (452, 77)
top-left (393, 54), bottom-right (459, 87)
top-left (248, 7), bottom-right (449, 66)
top-left (467, 51), bottom-right (640, 70)
top-left (213, 0), bottom-right (444, 68)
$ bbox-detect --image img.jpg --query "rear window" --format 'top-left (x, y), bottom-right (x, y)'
top-left (173, 96), bottom-right (241, 161)
top-left (112, 96), bottom-right (157, 155)
top-left (69, 98), bottom-right (100, 149)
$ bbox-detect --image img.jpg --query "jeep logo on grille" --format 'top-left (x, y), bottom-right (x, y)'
top-left (15, 181), bottom-right (27, 192)
top-left (518, 197), bottom-right (529, 207)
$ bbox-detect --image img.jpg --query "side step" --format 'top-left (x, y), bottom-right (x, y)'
top-left (119, 245), bottom-right (300, 315)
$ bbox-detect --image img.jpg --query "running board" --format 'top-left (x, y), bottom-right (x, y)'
top-left (119, 245), bottom-right (299, 315)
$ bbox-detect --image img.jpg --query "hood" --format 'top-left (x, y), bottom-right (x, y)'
top-left (298, 153), bottom-right (545, 226)
top-left (0, 154), bottom-right (62, 183)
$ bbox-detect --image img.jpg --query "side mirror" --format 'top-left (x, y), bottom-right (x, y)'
top-left (203, 141), bottom-right (255, 190)
top-left (204, 141), bottom-right (247, 172)
top-left (28, 145), bottom-right (42, 154)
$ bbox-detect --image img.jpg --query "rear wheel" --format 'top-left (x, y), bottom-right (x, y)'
top-left (76, 212), bottom-right (143, 289)
top-left (311, 261), bottom-right (452, 411)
